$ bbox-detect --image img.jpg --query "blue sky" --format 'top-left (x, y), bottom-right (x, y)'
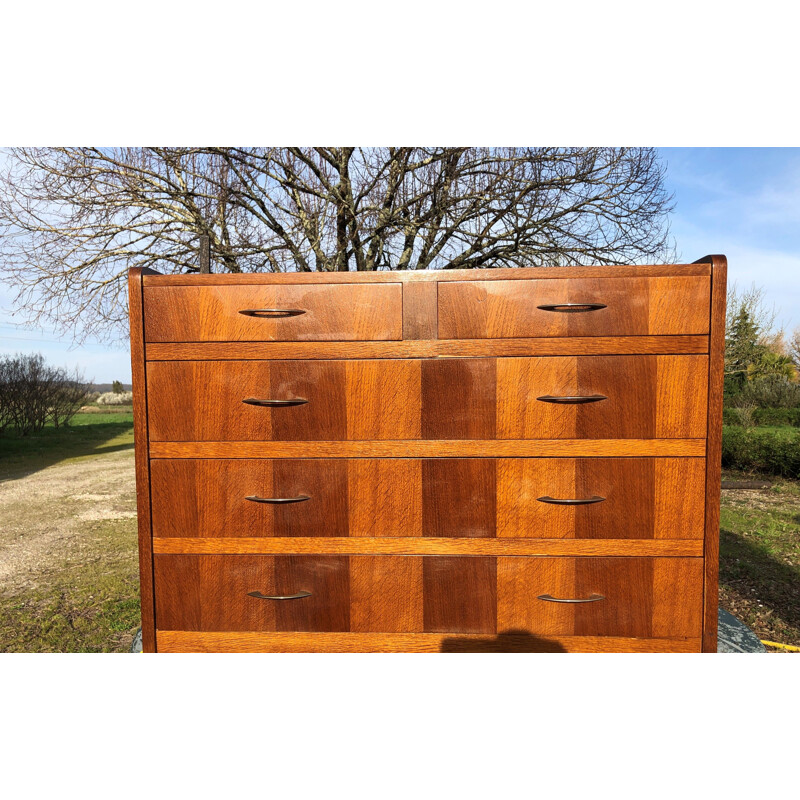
top-left (1, 147), bottom-right (799, 383)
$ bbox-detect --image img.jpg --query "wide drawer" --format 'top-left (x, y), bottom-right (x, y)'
top-left (150, 457), bottom-right (705, 540)
top-left (438, 277), bottom-right (710, 338)
top-left (143, 283), bottom-right (403, 342)
top-left (146, 356), bottom-right (708, 441)
top-left (153, 555), bottom-right (703, 638)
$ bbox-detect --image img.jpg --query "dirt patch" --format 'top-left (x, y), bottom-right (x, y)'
top-left (0, 448), bottom-right (136, 591)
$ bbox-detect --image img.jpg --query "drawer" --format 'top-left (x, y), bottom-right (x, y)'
top-left (146, 355), bottom-right (707, 441)
top-left (143, 283), bottom-right (402, 342)
top-left (150, 457), bottom-right (705, 540)
top-left (438, 276), bottom-right (710, 338)
top-left (153, 555), bottom-right (703, 638)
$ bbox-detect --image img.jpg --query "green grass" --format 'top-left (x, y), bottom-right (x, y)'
top-left (720, 471), bottom-right (800, 650)
top-left (0, 517), bottom-right (140, 653)
top-left (0, 411), bottom-right (134, 479)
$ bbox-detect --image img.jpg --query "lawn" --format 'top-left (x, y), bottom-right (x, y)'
top-left (0, 408), bottom-right (139, 653)
top-left (0, 407), bottom-right (134, 480)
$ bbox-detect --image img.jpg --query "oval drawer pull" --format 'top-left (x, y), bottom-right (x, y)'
top-left (247, 590), bottom-right (312, 600)
top-left (239, 308), bottom-right (306, 318)
top-left (245, 494), bottom-right (311, 504)
top-left (537, 303), bottom-right (607, 312)
top-left (242, 397), bottom-right (308, 407)
top-left (537, 495), bottom-right (605, 505)
top-left (537, 593), bottom-right (605, 604)
top-left (537, 394), bottom-right (607, 404)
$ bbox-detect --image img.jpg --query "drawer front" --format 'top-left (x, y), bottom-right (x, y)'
top-left (438, 277), bottom-right (710, 338)
top-left (146, 355), bottom-right (707, 441)
top-left (144, 283), bottom-right (402, 342)
top-left (153, 555), bottom-right (703, 638)
top-left (150, 457), bottom-right (705, 540)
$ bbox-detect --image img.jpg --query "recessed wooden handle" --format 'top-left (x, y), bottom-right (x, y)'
top-left (247, 591), bottom-right (312, 600)
top-left (245, 495), bottom-right (311, 504)
top-left (537, 593), bottom-right (605, 604)
top-left (536, 394), bottom-right (607, 404)
top-left (242, 397), bottom-right (308, 407)
top-left (537, 303), bottom-right (607, 312)
top-left (537, 495), bottom-right (606, 505)
top-left (238, 309), bottom-right (306, 318)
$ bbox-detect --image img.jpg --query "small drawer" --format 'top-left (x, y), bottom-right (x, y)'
top-left (438, 277), bottom-right (710, 339)
top-left (150, 457), bottom-right (705, 540)
top-left (153, 555), bottom-right (703, 638)
top-left (143, 283), bottom-right (402, 342)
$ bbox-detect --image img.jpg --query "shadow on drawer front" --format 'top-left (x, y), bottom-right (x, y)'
top-left (146, 356), bottom-right (708, 441)
top-left (150, 457), bottom-right (705, 540)
top-left (153, 555), bottom-right (703, 638)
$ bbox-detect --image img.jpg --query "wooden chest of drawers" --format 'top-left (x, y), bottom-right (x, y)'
top-left (129, 256), bottom-right (726, 653)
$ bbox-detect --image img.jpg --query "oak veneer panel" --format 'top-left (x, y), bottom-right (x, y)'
top-left (147, 360), bottom-right (420, 442)
top-left (350, 556), bottom-right (424, 632)
top-left (402, 281), bottom-right (437, 340)
top-left (146, 335), bottom-right (710, 361)
top-left (421, 358), bottom-right (496, 440)
top-left (497, 356), bottom-right (708, 439)
top-left (496, 557), bottom-right (703, 638)
top-left (496, 458), bottom-right (704, 540)
top-left (152, 537), bottom-right (705, 557)
top-left (150, 459), bottom-right (349, 538)
top-left (156, 631), bottom-right (702, 653)
top-left (142, 263), bottom-right (711, 287)
top-left (154, 555), bottom-right (350, 632)
top-left (422, 557), bottom-right (497, 633)
top-left (149, 439), bottom-right (707, 458)
top-left (438, 277), bottom-right (710, 338)
top-left (144, 283), bottom-right (402, 342)
top-left (422, 459), bottom-right (496, 538)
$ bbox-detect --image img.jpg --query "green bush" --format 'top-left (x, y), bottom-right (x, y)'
top-left (722, 407), bottom-right (800, 427)
top-left (722, 426), bottom-right (800, 477)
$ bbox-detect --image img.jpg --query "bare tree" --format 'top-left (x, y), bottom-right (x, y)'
top-left (0, 147), bottom-right (675, 341)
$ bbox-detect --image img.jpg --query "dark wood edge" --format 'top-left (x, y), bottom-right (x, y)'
top-left (697, 255), bottom-right (726, 652)
top-left (141, 264), bottom-right (711, 286)
top-left (129, 268), bottom-right (158, 652)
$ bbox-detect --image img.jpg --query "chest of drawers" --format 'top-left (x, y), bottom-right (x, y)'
top-left (129, 256), bottom-right (726, 653)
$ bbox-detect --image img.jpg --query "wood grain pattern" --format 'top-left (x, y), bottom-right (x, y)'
top-left (148, 439), bottom-right (707, 458)
top-left (422, 557), bottom-right (497, 633)
top-left (438, 277), bottom-right (710, 338)
top-left (156, 630), bottom-right (702, 652)
top-left (422, 459), bottom-right (496, 538)
top-left (128, 267), bottom-right (158, 653)
top-left (144, 283), bottom-right (402, 342)
top-left (151, 457), bottom-right (703, 541)
top-left (496, 458), bottom-right (705, 540)
top-left (497, 356), bottom-right (708, 439)
top-left (402, 281), bottom-right (437, 339)
top-left (145, 335), bottom-right (710, 361)
top-left (700, 255), bottom-right (727, 652)
top-left (151, 537), bottom-right (705, 556)
top-left (142, 263), bottom-right (711, 287)
top-left (496, 557), bottom-right (703, 637)
top-left (153, 555), bottom-right (350, 632)
top-left (350, 556), bottom-right (424, 632)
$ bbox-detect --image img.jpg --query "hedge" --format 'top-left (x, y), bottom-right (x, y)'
top-left (722, 407), bottom-right (800, 427)
top-left (721, 426), bottom-right (800, 477)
